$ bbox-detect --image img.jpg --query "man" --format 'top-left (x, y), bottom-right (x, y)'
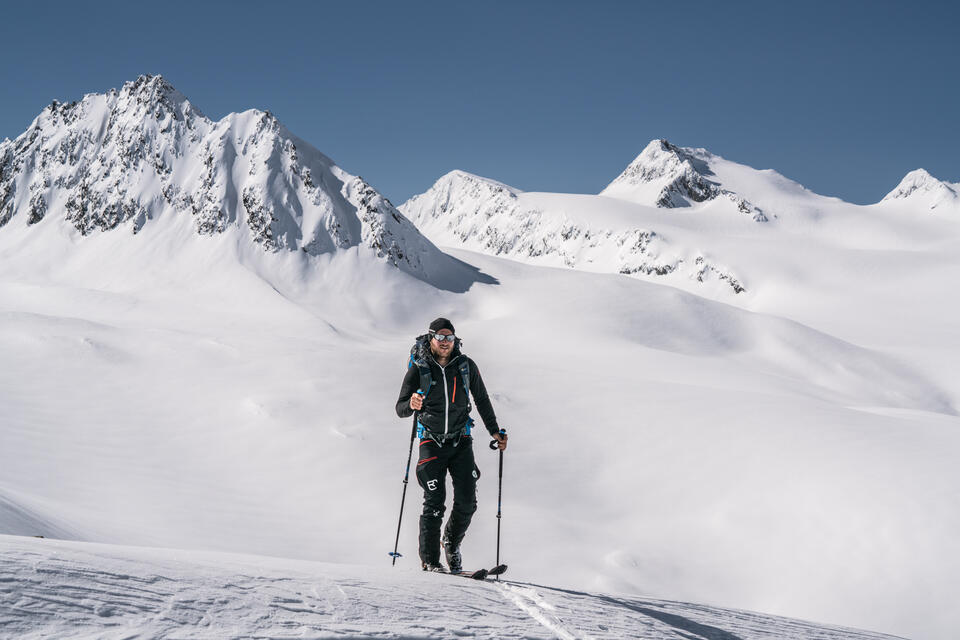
top-left (396, 317), bottom-right (507, 573)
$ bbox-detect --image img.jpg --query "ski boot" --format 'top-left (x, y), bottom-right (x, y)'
top-left (443, 539), bottom-right (462, 574)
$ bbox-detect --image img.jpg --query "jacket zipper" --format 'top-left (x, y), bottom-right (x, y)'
top-left (441, 365), bottom-right (449, 435)
top-left (431, 355), bottom-right (461, 437)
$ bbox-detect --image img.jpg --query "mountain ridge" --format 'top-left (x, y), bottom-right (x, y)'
top-left (400, 163), bottom-right (749, 294)
top-left (0, 74), bottom-right (481, 291)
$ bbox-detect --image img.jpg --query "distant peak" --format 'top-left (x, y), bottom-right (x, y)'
top-left (113, 74), bottom-right (203, 120)
top-left (641, 138), bottom-right (681, 155)
top-left (619, 139), bottom-right (715, 180)
top-left (603, 139), bottom-right (766, 220)
top-left (121, 74), bottom-right (181, 100)
top-left (603, 138), bottom-right (716, 204)
top-left (442, 169), bottom-right (481, 181)
top-left (434, 170), bottom-right (520, 194)
top-left (883, 168), bottom-right (957, 202)
top-left (638, 138), bottom-right (712, 162)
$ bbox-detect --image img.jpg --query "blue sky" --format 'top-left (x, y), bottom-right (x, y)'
top-left (2, 0), bottom-right (957, 204)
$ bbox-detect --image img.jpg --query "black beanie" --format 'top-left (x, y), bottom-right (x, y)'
top-left (429, 317), bottom-right (455, 334)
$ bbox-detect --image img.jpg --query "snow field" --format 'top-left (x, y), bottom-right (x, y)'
top-left (0, 535), bottom-right (905, 640)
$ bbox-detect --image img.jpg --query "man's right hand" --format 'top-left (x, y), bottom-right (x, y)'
top-left (409, 392), bottom-right (423, 411)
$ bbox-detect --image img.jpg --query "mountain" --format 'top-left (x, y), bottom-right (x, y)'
top-left (399, 169), bottom-right (748, 294)
top-left (0, 74), bottom-right (480, 291)
top-left (600, 139), bottom-right (768, 221)
top-left (882, 168), bottom-right (959, 210)
top-left (400, 139), bottom-right (960, 300)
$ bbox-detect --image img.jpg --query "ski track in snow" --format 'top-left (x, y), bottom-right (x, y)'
top-left (0, 536), bottom-right (905, 640)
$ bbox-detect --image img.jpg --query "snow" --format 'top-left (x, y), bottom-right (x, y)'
top-left (2, 83), bottom-right (959, 639)
top-left (881, 168), bottom-right (959, 210)
top-left (400, 170), bottom-right (749, 294)
top-left (0, 535), bottom-right (904, 640)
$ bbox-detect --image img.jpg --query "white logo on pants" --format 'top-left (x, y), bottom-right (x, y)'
top-left (427, 479), bottom-right (438, 491)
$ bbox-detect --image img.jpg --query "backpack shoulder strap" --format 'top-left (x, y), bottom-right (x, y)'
top-left (457, 357), bottom-right (471, 411)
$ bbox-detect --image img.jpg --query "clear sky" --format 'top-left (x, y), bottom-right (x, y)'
top-left (2, 0), bottom-right (957, 205)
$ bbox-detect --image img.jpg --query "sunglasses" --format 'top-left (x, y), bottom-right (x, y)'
top-left (431, 332), bottom-right (456, 343)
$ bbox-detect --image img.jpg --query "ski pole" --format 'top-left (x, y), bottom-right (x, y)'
top-left (489, 428), bottom-right (506, 578)
top-left (390, 392), bottom-right (423, 565)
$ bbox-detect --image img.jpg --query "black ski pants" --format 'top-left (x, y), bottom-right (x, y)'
top-left (416, 435), bottom-right (479, 565)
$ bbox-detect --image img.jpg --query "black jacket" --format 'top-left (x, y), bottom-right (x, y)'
top-left (396, 349), bottom-right (499, 437)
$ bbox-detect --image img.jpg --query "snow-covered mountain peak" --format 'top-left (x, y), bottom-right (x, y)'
top-left (0, 77), bottom-right (479, 290)
top-left (429, 169), bottom-right (522, 198)
top-left (601, 139), bottom-right (767, 221)
top-left (400, 167), bottom-right (748, 295)
top-left (116, 74), bottom-right (199, 118)
top-left (633, 138), bottom-right (712, 180)
top-left (882, 168), bottom-right (958, 209)
top-left (32, 75), bottom-right (204, 136)
top-left (401, 169), bottom-right (524, 233)
top-left (606, 139), bottom-right (712, 191)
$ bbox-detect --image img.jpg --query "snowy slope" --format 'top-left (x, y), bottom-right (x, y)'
top-left (1, 242), bottom-right (957, 639)
top-left (0, 535), bottom-right (906, 640)
top-left (0, 74), bottom-right (478, 291)
top-left (2, 83), bottom-right (960, 640)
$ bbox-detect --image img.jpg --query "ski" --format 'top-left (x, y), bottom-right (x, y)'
top-left (447, 564), bottom-right (507, 581)
top-left (460, 568), bottom-right (489, 580)
top-left (424, 564), bottom-right (508, 581)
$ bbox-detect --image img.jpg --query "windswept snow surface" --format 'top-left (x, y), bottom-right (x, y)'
top-left (2, 94), bottom-right (960, 639)
top-left (0, 235), bottom-right (957, 639)
top-left (0, 535), bottom-right (905, 640)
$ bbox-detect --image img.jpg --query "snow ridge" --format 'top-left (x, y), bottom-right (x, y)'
top-left (601, 139), bottom-right (768, 222)
top-left (0, 74), bottom-right (451, 284)
top-left (400, 169), bottom-right (746, 293)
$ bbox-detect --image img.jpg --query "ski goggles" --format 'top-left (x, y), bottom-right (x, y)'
top-left (430, 332), bottom-right (456, 343)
